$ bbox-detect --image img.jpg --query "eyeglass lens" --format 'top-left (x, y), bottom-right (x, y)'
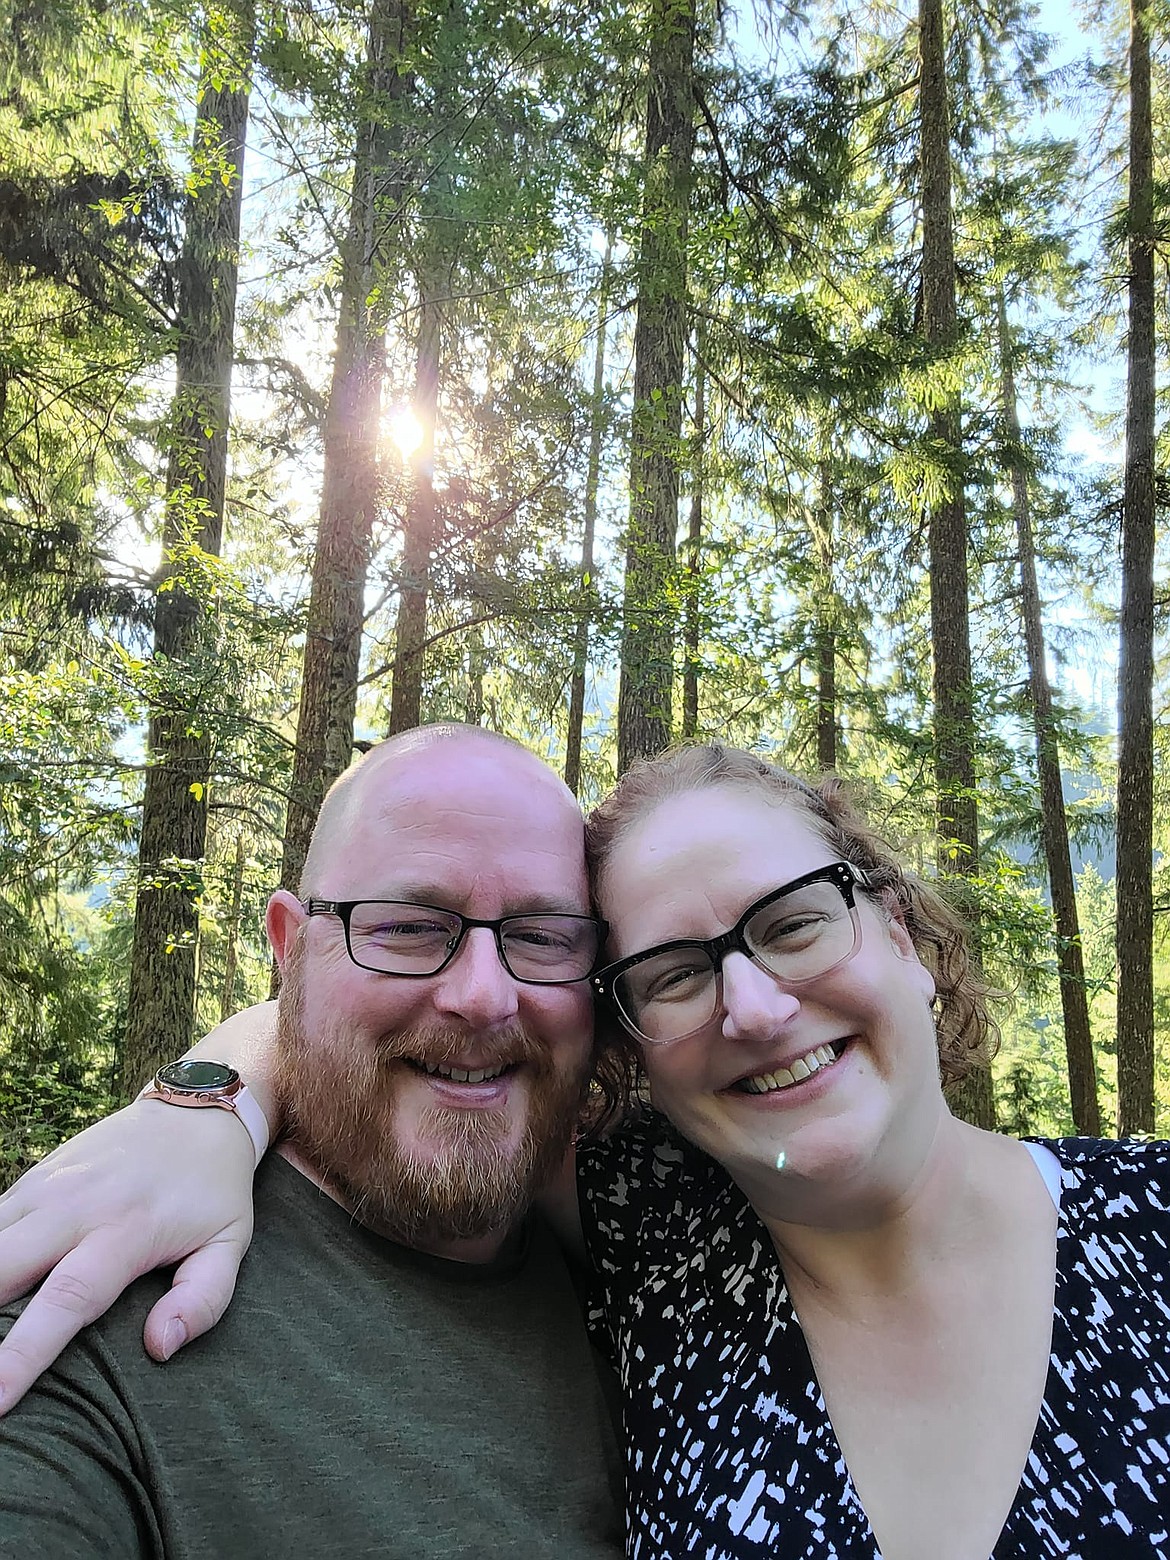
top-left (345, 902), bottom-right (600, 981)
top-left (615, 878), bottom-right (859, 1043)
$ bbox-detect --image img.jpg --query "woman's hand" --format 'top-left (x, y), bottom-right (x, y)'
top-left (0, 1000), bottom-right (281, 1413)
top-left (0, 1098), bottom-right (256, 1412)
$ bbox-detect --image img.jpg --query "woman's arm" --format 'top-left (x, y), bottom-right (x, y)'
top-left (0, 1002), bottom-right (278, 1414)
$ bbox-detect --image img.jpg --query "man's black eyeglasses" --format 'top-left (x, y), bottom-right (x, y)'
top-left (303, 899), bottom-right (607, 985)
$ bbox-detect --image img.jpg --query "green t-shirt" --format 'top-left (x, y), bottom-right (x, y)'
top-left (0, 1155), bottom-right (623, 1559)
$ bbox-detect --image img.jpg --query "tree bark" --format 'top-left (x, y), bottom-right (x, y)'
top-left (616, 0), bottom-right (697, 772)
top-left (681, 334), bottom-right (706, 741)
top-left (280, 0), bottom-right (411, 895)
top-left (387, 271), bottom-right (442, 735)
top-left (1116, 0), bottom-right (1156, 1135)
top-left (120, 1), bottom-right (253, 1090)
top-left (997, 292), bottom-right (1100, 1135)
top-left (813, 457), bottom-right (837, 774)
top-left (918, 0), bottom-right (995, 1129)
top-left (219, 834), bottom-right (247, 1024)
top-left (564, 245), bottom-right (613, 797)
top-left (465, 625), bottom-right (485, 726)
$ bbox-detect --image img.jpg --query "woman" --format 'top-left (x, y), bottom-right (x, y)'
top-left (2, 744), bottom-right (1169, 1558)
top-left (577, 747), bottom-right (1170, 1557)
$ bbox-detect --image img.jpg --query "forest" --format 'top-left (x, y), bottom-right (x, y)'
top-left (2, 0), bottom-right (1167, 1189)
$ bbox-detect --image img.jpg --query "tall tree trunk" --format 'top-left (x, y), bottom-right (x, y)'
top-left (465, 625), bottom-right (484, 726)
top-left (616, 0), bottom-right (697, 772)
top-left (388, 270), bottom-right (442, 735)
top-left (120, 3), bottom-right (253, 1090)
top-left (918, 0), bottom-right (995, 1129)
top-left (1117, 0), bottom-right (1156, 1135)
top-left (219, 834), bottom-right (247, 1024)
top-left (280, 0), bottom-right (411, 895)
top-left (681, 335), bottom-right (706, 740)
top-left (565, 245), bottom-right (613, 797)
top-left (813, 456), bottom-right (837, 774)
top-left (997, 292), bottom-right (1100, 1136)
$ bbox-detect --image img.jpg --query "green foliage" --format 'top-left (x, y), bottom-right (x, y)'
top-left (0, 883), bottom-right (120, 1190)
top-left (4, 0), bottom-right (1168, 1170)
top-left (0, 1064), bottom-right (116, 1193)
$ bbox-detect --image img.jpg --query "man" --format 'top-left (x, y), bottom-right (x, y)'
top-left (0, 726), bottom-right (623, 1557)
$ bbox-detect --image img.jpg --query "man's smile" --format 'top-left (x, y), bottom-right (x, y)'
top-left (406, 1058), bottom-right (517, 1085)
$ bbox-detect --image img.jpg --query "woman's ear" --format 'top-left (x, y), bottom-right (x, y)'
top-left (888, 913), bottom-right (931, 979)
top-left (879, 886), bottom-right (935, 954)
top-left (879, 889), bottom-right (936, 991)
top-left (883, 901), bottom-right (916, 960)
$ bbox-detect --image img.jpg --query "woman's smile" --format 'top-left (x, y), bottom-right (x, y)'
top-left (729, 1038), bottom-right (848, 1095)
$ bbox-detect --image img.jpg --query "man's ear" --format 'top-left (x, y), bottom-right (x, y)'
top-left (266, 890), bottom-right (306, 969)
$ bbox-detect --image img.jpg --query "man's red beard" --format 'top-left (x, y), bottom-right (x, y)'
top-left (274, 944), bottom-right (590, 1247)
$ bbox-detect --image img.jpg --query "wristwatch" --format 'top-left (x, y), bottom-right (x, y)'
top-left (138, 1059), bottom-right (270, 1164)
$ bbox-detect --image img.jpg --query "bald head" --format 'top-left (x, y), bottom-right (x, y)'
top-left (300, 724), bottom-right (582, 900)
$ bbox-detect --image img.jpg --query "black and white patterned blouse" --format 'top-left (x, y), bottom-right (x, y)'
top-left (578, 1113), bottom-right (1170, 1559)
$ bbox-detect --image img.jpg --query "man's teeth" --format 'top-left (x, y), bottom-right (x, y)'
top-left (420, 1061), bottom-right (509, 1084)
top-left (737, 1043), bottom-right (841, 1095)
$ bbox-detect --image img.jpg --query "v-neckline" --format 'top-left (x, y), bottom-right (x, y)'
top-left (770, 1159), bottom-right (1066, 1560)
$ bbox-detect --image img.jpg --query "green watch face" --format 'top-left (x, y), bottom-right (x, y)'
top-left (156, 1059), bottom-right (239, 1093)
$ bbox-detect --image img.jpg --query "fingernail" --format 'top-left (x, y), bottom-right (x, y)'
top-left (160, 1320), bottom-right (187, 1361)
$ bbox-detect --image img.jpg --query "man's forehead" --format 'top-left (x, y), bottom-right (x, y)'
top-left (317, 741), bottom-right (588, 904)
top-left (368, 788), bottom-right (585, 853)
top-left (370, 742), bottom-right (579, 823)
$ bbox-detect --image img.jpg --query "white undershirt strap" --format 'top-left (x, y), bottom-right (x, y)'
top-left (1023, 1140), bottom-right (1063, 1212)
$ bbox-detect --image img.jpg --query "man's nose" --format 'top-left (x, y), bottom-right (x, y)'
top-left (719, 951), bottom-right (802, 1041)
top-left (431, 926), bottom-right (521, 1027)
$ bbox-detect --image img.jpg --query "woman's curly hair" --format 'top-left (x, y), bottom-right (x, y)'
top-left (581, 743), bottom-right (998, 1137)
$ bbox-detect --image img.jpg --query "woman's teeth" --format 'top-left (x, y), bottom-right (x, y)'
top-left (735, 1043), bottom-right (841, 1095)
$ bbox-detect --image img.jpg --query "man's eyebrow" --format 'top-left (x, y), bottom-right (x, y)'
top-left (358, 887), bottom-right (594, 917)
top-left (504, 897), bottom-right (597, 918)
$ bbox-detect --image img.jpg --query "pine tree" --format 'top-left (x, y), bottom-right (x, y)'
top-left (918, 0), bottom-right (994, 1128)
top-left (280, 0), bottom-right (412, 894)
top-left (565, 244), bottom-right (614, 795)
top-left (681, 332), bottom-right (706, 741)
top-left (121, 0), bottom-right (255, 1085)
top-left (1116, 0), bottom-right (1157, 1135)
top-left (616, 0), bottom-right (698, 771)
top-left (388, 259), bottom-right (442, 734)
top-left (996, 290), bottom-right (1100, 1135)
